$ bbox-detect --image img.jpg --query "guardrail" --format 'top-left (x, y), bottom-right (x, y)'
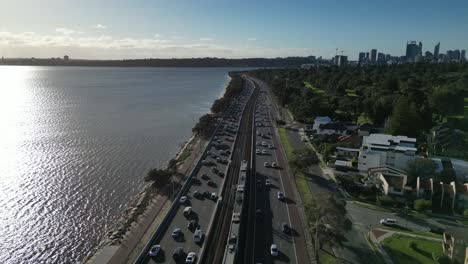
top-left (134, 98), bottom-right (240, 263)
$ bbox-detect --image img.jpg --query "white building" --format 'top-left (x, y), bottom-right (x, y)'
top-left (358, 134), bottom-right (417, 172)
top-left (312, 116), bottom-right (332, 131)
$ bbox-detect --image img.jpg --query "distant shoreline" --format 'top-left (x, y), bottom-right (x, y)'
top-left (0, 56), bottom-right (314, 68)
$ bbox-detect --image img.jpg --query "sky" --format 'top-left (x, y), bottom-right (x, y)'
top-left (0, 0), bottom-right (467, 60)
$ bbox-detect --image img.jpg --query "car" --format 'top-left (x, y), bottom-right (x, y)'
top-left (277, 191), bottom-right (285, 201)
top-left (173, 247), bottom-right (184, 261)
top-left (380, 218), bottom-right (398, 226)
top-left (187, 220), bottom-right (197, 230)
top-left (255, 142), bottom-right (261, 146)
top-left (203, 191), bottom-right (211, 198)
top-left (261, 141), bottom-right (267, 146)
top-left (193, 190), bottom-right (201, 199)
top-left (256, 131), bottom-right (261, 136)
top-left (212, 167), bottom-right (219, 174)
top-left (268, 131), bottom-right (272, 135)
top-left (272, 162), bottom-right (278, 168)
top-left (201, 174), bottom-right (210, 180)
top-left (216, 157), bottom-right (222, 162)
top-left (179, 196), bottom-right (188, 204)
top-left (171, 228), bottom-right (182, 239)
top-left (262, 150), bottom-right (267, 155)
top-left (185, 252), bottom-right (197, 264)
top-left (256, 209), bottom-right (263, 221)
top-left (191, 177), bottom-right (201, 185)
top-left (265, 179), bottom-right (272, 186)
top-left (210, 192), bottom-right (217, 200)
top-left (194, 229), bottom-right (203, 243)
top-left (256, 149), bottom-right (261, 154)
top-left (282, 223), bottom-right (290, 234)
top-left (207, 180), bottom-right (216, 187)
top-left (218, 171), bottom-right (225, 177)
top-left (268, 144), bottom-right (274, 149)
top-left (183, 207), bottom-right (192, 217)
top-left (207, 151), bottom-right (211, 155)
top-left (211, 154), bottom-right (217, 159)
top-left (201, 160), bottom-right (207, 165)
top-left (264, 162), bottom-right (269, 167)
top-left (270, 244), bottom-right (278, 256)
top-left (148, 244), bottom-right (161, 257)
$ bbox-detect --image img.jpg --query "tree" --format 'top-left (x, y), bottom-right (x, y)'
top-left (406, 158), bottom-right (438, 184)
top-left (144, 168), bottom-right (172, 188)
top-left (431, 84), bottom-right (464, 118)
top-left (306, 194), bottom-right (352, 257)
top-left (192, 114), bottom-right (216, 139)
top-left (289, 148), bottom-right (319, 176)
top-left (413, 199), bottom-right (432, 212)
top-left (386, 96), bottom-right (422, 137)
top-left (464, 209), bottom-right (468, 218)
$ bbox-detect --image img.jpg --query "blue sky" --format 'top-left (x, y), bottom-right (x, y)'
top-left (0, 0), bottom-right (467, 59)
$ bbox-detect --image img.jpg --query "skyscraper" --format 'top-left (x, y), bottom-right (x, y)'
top-left (370, 49), bottom-right (377, 63)
top-left (434, 42), bottom-right (440, 60)
top-left (377, 52), bottom-right (386, 64)
top-left (462, 50), bottom-right (466, 61)
top-left (358, 52), bottom-right (366, 64)
top-left (365, 52), bottom-right (370, 63)
top-left (406, 41), bottom-right (419, 62)
top-left (418, 42), bottom-right (423, 56)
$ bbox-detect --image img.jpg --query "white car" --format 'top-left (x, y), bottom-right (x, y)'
top-left (261, 141), bottom-right (267, 146)
top-left (185, 252), bottom-right (197, 263)
top-left (148, 244), bottom-right (161, 257)
top-left (179, 196), bottom-right (188, 204)
top-left (194, 229), bottom-right (203, 243)
top-left (256, 142), bottom-right (261, 146)
top-left (380, 218), bottom-right (398, 226)
top-left (261, 150), bottom-right (267, 155)
top-left (268, 144), bottom-right (274, 149)
top-left (270, 244), bottom-right (278, 256)
top-left (256, 149), bottom-right (261, 154)
top-left (264, 162), bottom-right (269, 167)
top-left (210, 192), bottom-right (217, 200)
top-left (265, 179), bottom-right (272, 186)
top-left (277, 191), bottom-right (285, 200)
top-left (272, 162), bottom-right (278, 168)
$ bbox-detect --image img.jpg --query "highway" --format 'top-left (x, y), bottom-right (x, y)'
top-left (140, 80), bottom-right (255, 264)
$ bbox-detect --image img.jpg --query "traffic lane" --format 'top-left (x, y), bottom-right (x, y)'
top-left (256, 126), bottom-right (295, 263)
top-left (148, 140), bottom-right (234, 263)
top-left (254, 170), bottom-right (275, 263)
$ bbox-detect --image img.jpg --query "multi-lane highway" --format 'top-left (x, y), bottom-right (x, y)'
top-left (139, 80), bottom-right (255, 264)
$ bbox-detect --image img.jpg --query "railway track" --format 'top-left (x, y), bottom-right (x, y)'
top-left (201, 78), bottom-right (259, 264)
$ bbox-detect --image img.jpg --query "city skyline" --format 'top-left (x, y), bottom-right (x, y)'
top-left (0, 0), bottom-right (467, 60)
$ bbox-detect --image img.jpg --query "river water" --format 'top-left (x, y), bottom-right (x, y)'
top-left (0, 66), bottom-right (243, 263)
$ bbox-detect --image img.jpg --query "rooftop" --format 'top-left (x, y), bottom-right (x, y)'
top-left (363, 133), bottom-right (417, 152)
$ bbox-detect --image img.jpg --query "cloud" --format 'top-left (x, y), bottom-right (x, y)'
top-left (199, 37), bottom-right (213, 42)
top-left (154, 34), bottom-right (162, 38)
top-left (0, 30), bottom-right (317, 59)
top-left (55, 28), bottom-right (84, 35)
top-left (247, 38), bottom-right (257, 41)
top-left (92, 24), bottom-right (107, 30)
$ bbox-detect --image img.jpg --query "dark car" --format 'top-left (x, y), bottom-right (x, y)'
top-left (218, 171), bottom-right (225, 177)
top-left (212, 167), bottom-right (219, 174)
top-left (172, 247), bottom-right (184, 261)
top-left (282, 222), bottom-right (290, 234)
top-left (256, 209), bottom-right (263, 221)
top-left (193, 190), bottom-right (201, 199)
top-left (207, 180), bottom-right (216, 187)
top-left (191, 177), bottom-right (201, 185)
top-left (201, 174), bottom-right (210, 180)
top-left (187, 220), bottom-right (198, 231)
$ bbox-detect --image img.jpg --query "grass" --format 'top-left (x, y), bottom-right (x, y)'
top-left (382, 234), bottom-right (443, 264)
top-left (381, 226), bottom-right (443, 239)
top-left (352, 201), bottom-right (393, 212)
top-left (318, 245), bottom-right (337, 264)
top-left (365, 234), bottom-right (386, 264)
top-left (345, 88), bottom-right (358, 97)
top-left (358, 114), bottom-right (373, 124)
top-left (304, 81), bottom-right (326, 94)
top-left (278, 127), bottom-right (294, 159)
top-left (457, 219), bottom-right (468, 226)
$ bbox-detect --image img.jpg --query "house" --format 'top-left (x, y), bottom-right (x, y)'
top-left (336, 147), bottom-right (360, 160)
top-left (358, 134), bottom-right (417, 173)
top-left (312, 116), bottom-right (332, 131)
top-left (358, 122), bottom-right (374, 137)
top-left (435, 181), bottom-right (457, 211)
top-left (416, 177), bottom-right (433, 200)
top-left (456, 183), bottom-right (468, 211)
top-left (368, 166), bottom-right (410, 196)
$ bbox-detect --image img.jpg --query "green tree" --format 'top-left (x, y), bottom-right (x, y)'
top-left (306, 194), bottom-right (352, 256)
top-left (289, 148), bottom-right (319, 176)
top-left (464, 209), bottom-right (468, 218)
top-left (386, 96), bottom-right (422, 137)
top-left (192, 114), bottom-right (216, 139)
top-left (144, 168), bottom-right (172, 188)
top-left (406, 158), bottom-right (438, 184)
top-left (413, 199), bottom-right (432, 212)
top-left (431, 84), bottom-right (464, 118)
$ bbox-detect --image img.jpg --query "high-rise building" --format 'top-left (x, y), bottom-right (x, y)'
top-left (418, 42), bottom-right (423, 56)
top-left (377, 52), bottom-right (386, 64)
top-left (365, 52), bottom-right (370, 63)
top-left (434, 42), bottom-right (440, 60)
top-left (335, 55), bottom-right (348, 66)
top-left (406, 41), bottom-right (419, 62)
top-left (425, 51), bottom-right (433, 61)
top-left (370, 49), bottom-right (377, 63)
top-left (358, 52), bottom-right (366, 64)
top-left (462, 50), bottom-right (466, 61)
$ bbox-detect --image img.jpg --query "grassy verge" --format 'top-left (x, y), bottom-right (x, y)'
top-left (318, 245), bottom-right (336, 264)
top-left (457, 219), bottom-right (468, 226)
top-left (382, 234), bottom-right (443, 264)
top-left (380, 226), bottom-right (443, 239)
top-left (365, 235), bottom-right (386, 264)
top-left (278, 128), bottom-right (294, 159)
top-left (352, 201), bottom-right (393, 212)
top-left (304, 81), bottom-right (326, 95)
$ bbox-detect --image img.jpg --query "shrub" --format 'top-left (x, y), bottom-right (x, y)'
top-left (464, 208), bottom-right (468, 218)
top-left (436, 255), bottom-right (451, 264)
top-left (432, 251), bottom-right (443, 261)
top-left (408, 240), bottom-right (417, 250)
top-left (414, 199), bottom-right (432, 212)
top-left (377, 195), bottom-right (397, 206)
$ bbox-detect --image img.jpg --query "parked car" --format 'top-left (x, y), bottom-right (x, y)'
top-left (179, 196), bottom-right (188, 204)
top-left (282, 223), bottom-right (290, 234)
top-left (256, 209), bottom-right (263, 221)
top-left (172, 247), bottom-right (184, 261)
top-left (380, 218), bottom-right (398, 226)
top-left (270, 244), bottom-right (278, 256)
top-left (148, 245), bottom-right (161, 257)
top-left (194, 229), bottom-right (203, 243)
top-left (185, 252), bottom-right (197, 264)
top-left (261, 150), bottom-right (267, 155)
top-left (277, 191), bottom-right (285, 201)
top-left (256, 149), bottom-right (261, 154)
top-left (265, 179), bottom-right (272, 186)
top-left (193, 191), bottom-right (201, 199)
top-left (207, 180), bottom-right (216, 187)
top-left (203, 191), bottom-right (211, 198)
top-left (212, 167), bottom-right (219, 174)
top-left (210, 192), bottom-right (217, 200)
top-left (268, 144), bottom-right (274, 149)
top-left (183, 207), bottom-right (192, 217)
top-left (264, 162), bottom-right (269, 167)
top-left (218, 171), bottom-right (225, 177)
top-left (272, 162), bottom-right (278, 168)
top-left (172, 228), bottom-right (182, 239)
top-left (187, 220), bottom-right (197, 231)
top-left (201, 174), bottom-right (210, 180)
top-left (262, 141), bottom-right (267, 146)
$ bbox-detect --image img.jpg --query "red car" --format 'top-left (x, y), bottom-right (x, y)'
top-left (207, 180), bottom-right (216, 187)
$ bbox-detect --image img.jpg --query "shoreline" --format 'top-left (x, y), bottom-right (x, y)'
top-left (86, 74), bottom-right (235, 263)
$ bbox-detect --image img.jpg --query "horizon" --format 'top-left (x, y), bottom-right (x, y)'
top-left (0, 0), bottom-right (467, 60)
